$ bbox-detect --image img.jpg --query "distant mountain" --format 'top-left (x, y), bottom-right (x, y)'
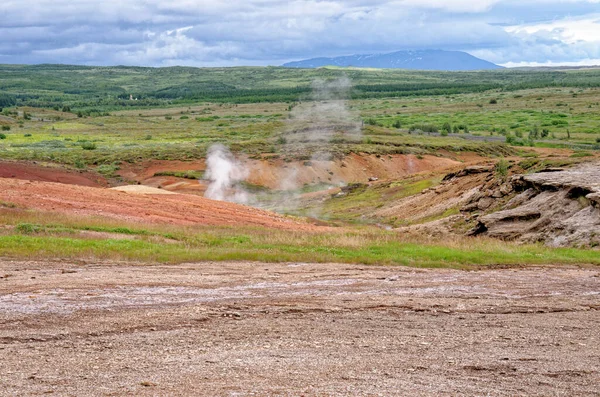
top-left (283, 50), bottom-right (502, 71)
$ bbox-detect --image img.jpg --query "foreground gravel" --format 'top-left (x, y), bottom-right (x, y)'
top-left (0, 260), bottom-right (599, 396)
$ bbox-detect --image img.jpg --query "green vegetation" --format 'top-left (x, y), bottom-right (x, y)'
top-left (2, 64), bottom-right (600, 109)
top-left (0, 213), bottom-right (598, 268)
top-left (153, 170), bottom-right (204, 179)
top-left (299, 176), bottom-right (443, 224)
top-left (495, 159), bottom-right (510, 178)
top-left (0, 65), bottom-right (599, 170)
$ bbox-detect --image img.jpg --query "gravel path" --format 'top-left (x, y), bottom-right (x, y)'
top-left (1, 260), bottom-right (599, 396)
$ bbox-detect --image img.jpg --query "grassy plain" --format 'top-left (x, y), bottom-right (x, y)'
top-left (2, 86), bottom-right (599, 170)
top-left (1, 66), bottom-right (599, 170)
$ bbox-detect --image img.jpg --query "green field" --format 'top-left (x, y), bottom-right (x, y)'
top-left (1, 66), bottom-right (599, 169)
top-left (2, 64), bottom-right (600, 108)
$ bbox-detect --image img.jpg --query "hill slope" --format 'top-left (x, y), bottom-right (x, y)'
top-left (283, 50), bottom-right (502, 71)
top-left (0, 178), bottom-right (318, 230)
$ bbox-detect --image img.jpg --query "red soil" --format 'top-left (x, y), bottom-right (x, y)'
top-left (246, 153), bottom-right (463, 189)
top-left (118, 160), bottom-right (206, 181)
top-left (0, 161), bottom-right (106, 187)
top-left (116, 153), bottom-right (466, 195)
top-left (0, 178), bottom-right (321, 230)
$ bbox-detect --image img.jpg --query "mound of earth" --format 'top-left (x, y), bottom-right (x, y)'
top-left (469, 163), bottom-right (600, 247)
top-left (0, 160), bottom-right (106, 187)
top-left (377, 164), bottom-right (496, 226)
top-left (0, 178), bottom-right (320, 230)
top-left (386, 159), bottom-right (599, 248)
top-left (246, 153), bottom-right (463, 189)
top-left (110, 185), bottom-right (178, 195)
top-left (117, 153), bottom-right (471, 195)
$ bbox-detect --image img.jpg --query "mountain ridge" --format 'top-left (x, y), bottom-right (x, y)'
top-left (283, 49), bottom-right (502, 71)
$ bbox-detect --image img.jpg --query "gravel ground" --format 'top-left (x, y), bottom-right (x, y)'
top-left (1, 260), bottom-right (599, 396)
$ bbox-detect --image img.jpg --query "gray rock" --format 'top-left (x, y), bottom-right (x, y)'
top-left (472, 163), bottom-right (600, 247)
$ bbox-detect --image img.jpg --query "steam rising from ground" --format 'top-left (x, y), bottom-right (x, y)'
top-left (204, 144), bottom-right (249, 204)
top-left (279, 76), bottom-right (361, 192)
top-left (204, 76), bottom-right (361, 215)
top-left (285, 76), bottom-right (361, 147)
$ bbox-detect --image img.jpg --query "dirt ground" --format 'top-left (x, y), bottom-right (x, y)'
top-left (0, 260), bottom-right (598, 396)
top-left (0, 161), bottom-right (106, 187)
top-left (0, 178), bottom-right (319, 230)
top-left (117, 153), bottom-right (471, 194)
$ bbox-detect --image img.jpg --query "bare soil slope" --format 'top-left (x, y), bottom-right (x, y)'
top-left (117, 153), bottom-right (469, 194)
top-left (0, 178), bottom-right (318, 230)
top-left (0, 161), bottom-right (106, 187)
top-left (0, 260), bottom-right (598, 396)
top-left (246, 153), bottom-right (463, 189)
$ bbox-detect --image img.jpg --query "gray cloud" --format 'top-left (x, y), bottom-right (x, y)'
top-left (0, 0), bottom-right (599, 66)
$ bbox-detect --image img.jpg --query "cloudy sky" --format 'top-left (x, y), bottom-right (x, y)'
top-left (1, 0), bottom-right (599, 67)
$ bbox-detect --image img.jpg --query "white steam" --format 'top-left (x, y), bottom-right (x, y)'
top-left (280, 76), bottom-right (361, 192)
top-left (203, 76), bottom-right (361, 217)
top-left (285, 76), bottom-right (361, 146)
top-left (204, 144), bottom-right (249, 204)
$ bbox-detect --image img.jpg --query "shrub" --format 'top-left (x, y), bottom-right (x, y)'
top-left (0, 133), bottom-right (6, 139)
top-left (489, 98), bottom-right (498, 104)
top-left (410, 123), bottom-right (438, 133)
top-left (74, 159), bottom-right (86, 169)
top-left (455, 124), bottom-right (469, 133)
top-left (81, 141), bottom-right (97, 150)
top-left (96, 163), bottom-right (120, 177)
top-left (495, 159), bottom-right (509, 178)
top-left (441, 122), bottom-right (452, 135)
top-left (1, 125), bottom-right (10, 131)
top-left (16, 223), bottom-right (41, 234)
top-left (23, 133), bottom-right (32, 137)
top-left (528, 125), bottom-right (540, 140)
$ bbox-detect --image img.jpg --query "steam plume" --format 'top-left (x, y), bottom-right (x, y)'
top-left (203, 76), bottom-right (361, 218)
top-left (204, 144), bottom-right (249, 204)
top-left (280, 76), bottom-right (361, 191)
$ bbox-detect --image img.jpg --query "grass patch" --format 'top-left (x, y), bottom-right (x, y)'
top-left (1, 211), bottom-right (598, 269)
top-left (0, 201), bottom-right (20, 209)
top-left (153, 170), bottom-right (204, 179)
top-left (1, 233), bottom-right (599, 269)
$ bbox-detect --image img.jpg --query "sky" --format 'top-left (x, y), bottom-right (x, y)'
top-left (1, 0), bottom-right (599, 68)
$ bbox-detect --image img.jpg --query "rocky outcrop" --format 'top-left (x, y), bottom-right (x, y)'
top-left (469, 164), bottom-right (600, 248)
